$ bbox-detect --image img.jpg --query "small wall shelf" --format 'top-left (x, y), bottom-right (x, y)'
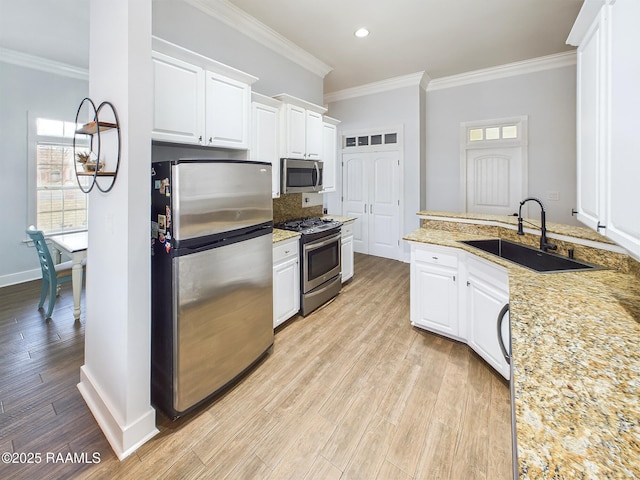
top-left (73, 98), bottom-right (121, 193)
top-left (76, 121), bottom-right (118, 135)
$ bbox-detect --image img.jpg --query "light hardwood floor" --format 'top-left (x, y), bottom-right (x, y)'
top-left (0, 253), bottom-right (512, 479)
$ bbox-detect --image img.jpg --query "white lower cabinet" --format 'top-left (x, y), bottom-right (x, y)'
top-left (410, 244), bottom-right (460, 339)
top-left (341, 221), bottom-right (355, 282)
top-left (409, 242), bottom-right (510, 380)
top-left (273, 238), bottom-right (300, 328)
top-left (466, 255), bottom-right (510, 380)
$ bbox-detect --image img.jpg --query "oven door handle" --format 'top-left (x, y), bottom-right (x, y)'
top-left (303, 231), bottom-right (341, 252)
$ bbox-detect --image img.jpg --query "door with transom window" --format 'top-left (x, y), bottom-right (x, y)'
top-left (460, 117), bottom-right (528, 216)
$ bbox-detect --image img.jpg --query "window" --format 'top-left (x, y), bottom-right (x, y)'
top-left (343, 130), bottom-right (399, 149)
top-left (32, 117), bottom-right (88, 234)
top-left (468, 123), bottom-right (519, 143)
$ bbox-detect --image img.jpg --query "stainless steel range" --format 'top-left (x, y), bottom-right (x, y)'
top-left (276, 217), bottom-right (342, 316)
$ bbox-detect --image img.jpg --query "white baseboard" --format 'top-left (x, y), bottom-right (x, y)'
top-left (78, 366), bottom-right (158, 460)
top-left (0, 269), bottom-right (41, 288)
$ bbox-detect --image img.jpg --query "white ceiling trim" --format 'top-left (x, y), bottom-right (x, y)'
top-left (566, 0), bottom-right (606, 46)
top-left (324, 71), bottom-right (430, 104)
top-left (427, 51), bottom-right (576, 92)
top-left (184, 0), bottom-right (333, 78)
top-left (324, 51), bottom-right (577, 103)
top-left (0, 47), bottom-right (88, 81)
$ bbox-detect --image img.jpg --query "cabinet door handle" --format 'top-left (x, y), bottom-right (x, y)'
top-left (370, 204), bottom-right (373, 214)
top-left (208, 136), bottom-right (213, 144)
top-left (364, 204), bottom-right (367, 214)
top-left (432, 256), bottom-right (438, 260)
top-left (198, 135), bottom-right (203, 143)
top-left (497, 303), bottom-right (510, 364)
top-left (466, 281), bottom-right (470, 287)
top-left (452, 275), bottom-right (456, 282)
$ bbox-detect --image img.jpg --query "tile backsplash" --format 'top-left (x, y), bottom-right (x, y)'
top-left (273, 193), bottom-right (323, 223)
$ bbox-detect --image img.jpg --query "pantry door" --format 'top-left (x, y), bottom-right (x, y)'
top-left (342, 151), bottom-right (401, 260)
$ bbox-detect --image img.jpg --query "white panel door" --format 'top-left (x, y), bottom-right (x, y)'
top-left (342, 153), bottom-right (368, 253)
top-left (466, 147), bottom-right (522, 215)
top-left (152, 52), bottom-right (204, 145)
top-left (205, 71), bottom-right (250, 149)
top-left (342, 151), bottom-right (400, 260)
top-left (370, 153), bottom-right (400, 258)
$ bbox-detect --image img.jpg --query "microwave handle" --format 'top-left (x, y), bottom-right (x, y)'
top-left (314, 162), bottom-right (321, 191)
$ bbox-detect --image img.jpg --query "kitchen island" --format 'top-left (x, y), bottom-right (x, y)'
top-left (405, 212), bottom-right (640, 479)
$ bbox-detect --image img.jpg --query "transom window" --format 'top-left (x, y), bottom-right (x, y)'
top-left (344, 131), bottom-right (398, 149)
top-left (468, 123), bottom-right (519, 143)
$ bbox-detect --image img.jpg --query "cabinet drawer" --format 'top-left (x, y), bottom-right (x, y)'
top-left (342, 222), bottom-right (354, 237)
top-left (414, 245), bottom-right (458, 268)
top-left (273, 238), bottom-right (299, 263)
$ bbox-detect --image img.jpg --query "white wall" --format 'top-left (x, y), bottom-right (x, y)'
top-left (425, 65), bottom-right (578, 225)
top-left (0, 62), bottom-right (88, 286)
top-left (325, 85), bottom-right (425, 259)
top-left (152, 1), bottom-right (324, 105)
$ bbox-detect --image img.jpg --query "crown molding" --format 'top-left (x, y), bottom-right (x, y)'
top-left (0, 47), bottom-right (88, 81)
top-left (184, 0), bottom-right (332, 78)
top-left (427, 51), bottom-right (576, 92)
top-left (324, 71), bottom-right (429, 104)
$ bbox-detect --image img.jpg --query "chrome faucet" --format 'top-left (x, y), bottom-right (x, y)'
top-left (517, 197), bottom-right (557, 252)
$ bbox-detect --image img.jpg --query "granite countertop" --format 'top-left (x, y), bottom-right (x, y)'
top-left (404, 227), bottom-right (640, 478)
top-left (322, 214), bottom-right (357, 224)
top-left (273, 229), bottom-right (301, 244)
top-left (418, 210), bottom-right (616, 245)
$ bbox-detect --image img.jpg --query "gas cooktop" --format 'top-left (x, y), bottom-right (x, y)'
top-left (276, 217), bottom-right (342, 235)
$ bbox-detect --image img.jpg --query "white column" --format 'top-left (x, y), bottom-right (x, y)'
top-left (77, 0), bottom-right (158, 459)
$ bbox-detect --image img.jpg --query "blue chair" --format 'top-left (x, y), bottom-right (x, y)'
top-left (26, 226), bottom-right (84, 319)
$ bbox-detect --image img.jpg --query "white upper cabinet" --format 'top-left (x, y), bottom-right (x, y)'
top-left (251, 93), bottom-right (281, 198)
top-left (274, 94), bottom-right (327, 160)
top-left (604, 0), bottom-right (640, 259)
top-left (568, 0), bottom-right (640, 260)
top-left (152, 52), bottom-right (205, 145)
top-left (305, 110), bottom-right (323, 160)
top-left (205, 71), bottom-right (251, 149)
top-left (572, 5), bottom-right (607, 231)
top-left (284, 104), bottom-right (307, 158)
top-left (151, 37), bottom-right (257, 150)
top-left (321, 117), bottom-right (340, 193)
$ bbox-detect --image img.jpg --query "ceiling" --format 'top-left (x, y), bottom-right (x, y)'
top-left (226, 0), bottom-right (584, 93)
top-left (0, 0), bottom-right (584, 94)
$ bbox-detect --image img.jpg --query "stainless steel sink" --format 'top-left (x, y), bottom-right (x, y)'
top-left (459, 239), bottom-right (603, 273)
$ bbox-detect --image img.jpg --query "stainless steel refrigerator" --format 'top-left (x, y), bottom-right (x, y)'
top-left (151, 159), bottom-right (274, 419)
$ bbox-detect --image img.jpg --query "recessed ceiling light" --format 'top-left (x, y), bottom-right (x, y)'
top-left (354, 28), bottom-right (369, 38)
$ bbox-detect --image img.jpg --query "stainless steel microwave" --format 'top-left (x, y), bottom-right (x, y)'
top-left (281, 158), bottom-right (323, 194)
